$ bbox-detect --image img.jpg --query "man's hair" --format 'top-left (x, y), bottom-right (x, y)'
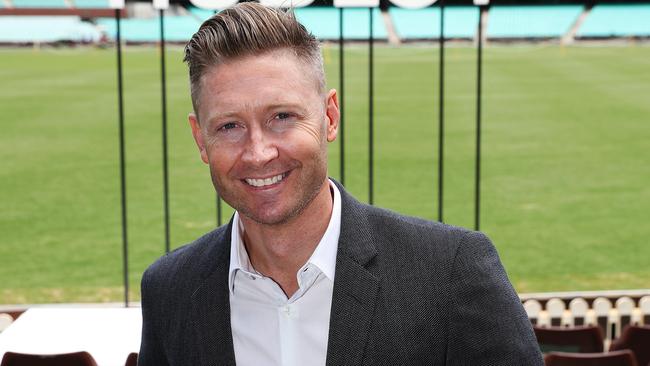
top-left (183, 2), bottom-right (325, 115)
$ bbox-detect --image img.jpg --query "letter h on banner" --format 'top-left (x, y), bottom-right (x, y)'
top-left (109, 0), bottom-right (168, 9)
top-left (154, 0), bottom-right (169, 9)
top-left (109, 0), bottom-right (124, 8)
top-left (333, 0), bottom-right (378, 7)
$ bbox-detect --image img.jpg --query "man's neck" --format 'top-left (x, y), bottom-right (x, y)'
top-left (240, 181), bottom-right (334, 298)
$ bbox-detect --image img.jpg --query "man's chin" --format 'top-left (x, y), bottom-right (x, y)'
top-left (242, 212), bottom-right (290, 227)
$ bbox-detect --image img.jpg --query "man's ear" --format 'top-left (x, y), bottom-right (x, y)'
top-left (189, 113), bottom-right (209, 164)
top-left (325, 89), bottom-right (340, 142)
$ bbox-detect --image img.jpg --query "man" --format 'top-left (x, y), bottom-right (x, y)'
top-left (138, 3), bottom-right (543, 365)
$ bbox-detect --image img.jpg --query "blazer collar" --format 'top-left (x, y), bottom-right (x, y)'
top-left (188, 181), bottom-right (381, 366)
top-left (190, 220), bottom-right (237, 366)
top-left (326, 180), bottom-right (381, 366)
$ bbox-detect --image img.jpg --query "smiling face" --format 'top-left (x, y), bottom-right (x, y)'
top-left (189, 49), bottom-right (339, 226)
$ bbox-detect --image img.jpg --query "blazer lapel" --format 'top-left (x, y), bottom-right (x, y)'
top-left (190, 223), bottom-right (237, 366)
top-left (326, 183), bottom-right (381, 366)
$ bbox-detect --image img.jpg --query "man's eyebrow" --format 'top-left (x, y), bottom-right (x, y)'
top-left (204, 101), bottom-right (310, 123)
top-left (205, 111), bottom-right (238, 124)
top-left (265, 102), bottom-right (309, 112)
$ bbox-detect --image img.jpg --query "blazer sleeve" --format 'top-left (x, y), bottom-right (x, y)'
top-left (445, 231), bottom-right (543, 366)
top-left (138, 267), bottom-right (171, 366)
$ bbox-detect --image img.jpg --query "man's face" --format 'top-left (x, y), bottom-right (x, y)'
top-left (189, 49), bottom-right (339, 226)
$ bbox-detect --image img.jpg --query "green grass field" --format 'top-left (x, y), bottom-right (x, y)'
top-left (1, 44), bottom-right (649, 304)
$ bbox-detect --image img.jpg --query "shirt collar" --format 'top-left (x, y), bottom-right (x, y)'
top-left (228, 179), bottom-right (342, 294)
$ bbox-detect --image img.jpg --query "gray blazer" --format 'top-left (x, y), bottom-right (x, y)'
top-left (139, 183), bottom-right (543, 365)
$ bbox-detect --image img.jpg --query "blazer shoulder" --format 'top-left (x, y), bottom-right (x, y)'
top-left (142, 224), bottom-right (230, 289)
top-left (362, 203), bottom-right (474, 250)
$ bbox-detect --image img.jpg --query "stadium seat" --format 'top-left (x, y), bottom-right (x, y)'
top-left (0, 314), bottom-right (13, 332)
top-left (0, 16), bottom-right (101, 43)
top-left (188, 6), bottom-right (215, 21)
top-left (544, 350), bottom-right (638, 366)
top-left (294, 7), bottom-right (387, 40)
top-left (487, 5), bottom-right (583, 39)
top-left (124, 353), bottom-right (137, 366)
top-left (96, 15), bottom-right (202, 42)
top-left (73, 0), bottom-right (110, 9)
top-left (610, 325), bottom-right (650, 366)
top-left (569, 298), bottom-right (590, 326)
top-left (389, 6), bottom-right (478, 40)
top-left (577, 4), bottom-right (650, 38)
top-left (0, 310), bottom-right (25, 332)
top-left (534, 325), bottom-right (604, 353)
top-left (641, 296), bottom-right (650, 324)
top-left (12, 0), bottom-right (68, 8)
top-left (0, 352), bottom-right (98, 366)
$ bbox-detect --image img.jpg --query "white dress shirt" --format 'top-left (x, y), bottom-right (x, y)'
top-left (228, 180), bottom-right (341, 366)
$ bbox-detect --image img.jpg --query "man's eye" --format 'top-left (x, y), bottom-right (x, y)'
top-left (275, 112), bottom-right (293, 120)
top-left (219, 122), bottom-right (238, 131)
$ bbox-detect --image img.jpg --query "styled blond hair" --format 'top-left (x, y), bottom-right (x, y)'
top-left (183, 2), bottom-right (325, 114)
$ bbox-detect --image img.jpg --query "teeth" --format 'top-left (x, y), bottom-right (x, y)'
top-left (245, 173), bottom-right (285, 187)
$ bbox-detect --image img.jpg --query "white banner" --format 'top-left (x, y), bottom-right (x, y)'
top-left (260, 0), bottom-right (315, 8)
top-left (388, 0), bottom-right (437, 9)
top-left (333, 0), bottom-right (379, 7)
top-left (153, 0), bottom-right (169, 10)
top-left (473, 0), bottom-right (489, 4)
top-left (134, 0), bottom-right (468, 10)
top-left (188, 0), bottom-right (238, 10)
top-left (108, 0), bottom-right (124, 9)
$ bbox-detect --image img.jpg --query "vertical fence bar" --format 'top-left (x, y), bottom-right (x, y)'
top-left (159, 9), bottom-right (170, 253)
top-left (115, 8), bottom-right (129, 307)
top-left (437, 0), bottom-right (445, 223)
top-left (339, 7), bottom-right (345, 186)
top-left (475, 5), bottom-right (484, 231)
top-left (368, 7), bottom-right (374, 205)
top-left (217, 194), bottom-right (222, 226)
top-left (212, 11), bottom-right (223, 222)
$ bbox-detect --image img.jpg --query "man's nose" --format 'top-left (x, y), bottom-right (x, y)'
top-left (241, 128), bottom-right (279, 166)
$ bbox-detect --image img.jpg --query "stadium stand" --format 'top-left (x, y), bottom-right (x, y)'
top-left (295, 7), bottom-right (386, 40)
top-left (522, 292), bottom-right (650, 349)
top-left (610, 325), bottom-right (650, 366)
top-left (389, 6), bottom-right (479, 40)
top-left (188, 6), bottom-right (215, 21)
top-left (188, 6), bottom-right (387, 41)
top-left (11, 0), bottom-right (69, 8)
top-left (96, 15), bottom-right (202, 42)
top-left (0, 314), bottom-right (13, 333)
top-left (0, 351), bottom-right (99, 366)
top-left (487, 5), bottom-right (583, 39)
top-left (73, 0), bottom-right (110, 9)
top-left (533, 325), bottom-right (604, 353)
top-left (124, 353), bottom-right (138, 366)
top-left (0, 16), bottom-right (101, 43)
top-left (544, 350), bottom-right (638, 366)
top-left (577, 4), bottom-right (650, 38)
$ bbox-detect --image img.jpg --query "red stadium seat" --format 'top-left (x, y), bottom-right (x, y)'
top-left (544, 350), bottom-right (638, 366)
top-left (124, 352), bottom-right (138, 366)
top-left (610, 325), bottom-right (650, 366)
top-left (534, 325), bottom-right (605, 353)
top-left (0, 351), bottom-right (98, 366)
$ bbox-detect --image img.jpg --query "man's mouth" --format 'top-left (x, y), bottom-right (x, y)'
top-left (244, 172), bottom-right (288, 188)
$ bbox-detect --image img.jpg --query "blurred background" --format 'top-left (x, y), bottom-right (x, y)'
top-left (0, 0), bottom-right (648, 317)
